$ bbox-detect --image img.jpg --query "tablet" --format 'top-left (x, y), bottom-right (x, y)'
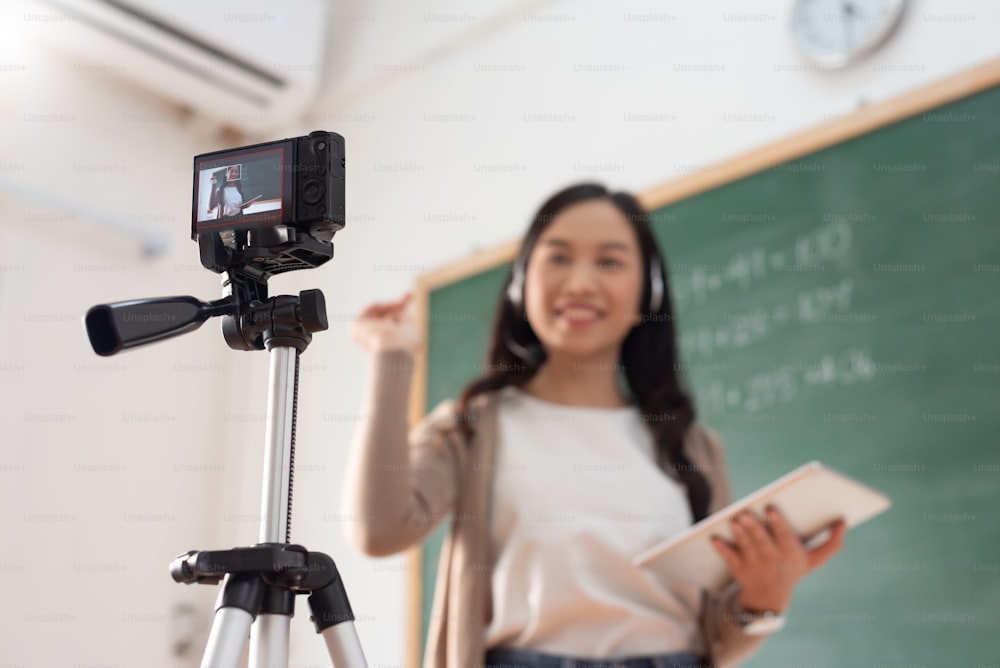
top-left (632, 461), bottom-right (891, 591)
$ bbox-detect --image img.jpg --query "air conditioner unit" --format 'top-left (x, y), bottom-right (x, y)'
top-left (31, 0), bottom-right (329, 133)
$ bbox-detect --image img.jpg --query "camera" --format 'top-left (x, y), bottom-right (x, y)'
top-left (192, 130), bottom-right (345, 278)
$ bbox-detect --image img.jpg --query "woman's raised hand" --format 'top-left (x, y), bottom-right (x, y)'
top-left (350, 291), bottom-right (423, 354)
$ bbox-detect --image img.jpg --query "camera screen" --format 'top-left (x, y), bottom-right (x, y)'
top-left (192, 141), bottom-right (294, 236)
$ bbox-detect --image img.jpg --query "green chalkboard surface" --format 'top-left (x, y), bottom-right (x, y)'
top-left (237, 155), bottom-right (282, 202)
top-left (416, 79), bottom-right (1000, 666)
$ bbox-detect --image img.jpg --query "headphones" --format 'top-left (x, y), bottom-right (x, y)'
top-left (506, 254), bottom-right (664, 314)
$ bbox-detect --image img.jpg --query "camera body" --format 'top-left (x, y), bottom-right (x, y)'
top-left (192, 130), bottom-right (345, 277)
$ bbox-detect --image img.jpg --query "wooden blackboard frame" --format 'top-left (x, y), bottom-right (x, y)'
top-left (403, 56), bottom-right (1000, 666)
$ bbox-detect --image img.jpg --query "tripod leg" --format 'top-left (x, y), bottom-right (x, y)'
top-left (319, 623), bottom-right (368, 668)
top-left (202, 609), bottom-right (253, 668)
top-left (307, 554), bottom-right (368, 668)
top-left (201, 573), bottom-right (265, 668)
top-left (249, 588), bottom-right (294, 668)
top-left (250, 615), bottom-right (290, 668)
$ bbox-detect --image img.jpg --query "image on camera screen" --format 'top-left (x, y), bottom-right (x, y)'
top-left (195, 147), bottom-right (285, 230)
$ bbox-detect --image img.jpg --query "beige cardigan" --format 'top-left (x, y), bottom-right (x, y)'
top-left (341, 349), bottom-right (767, 668)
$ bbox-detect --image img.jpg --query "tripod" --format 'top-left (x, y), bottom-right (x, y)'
top-left (163, 278), bottom-right (368, 668)
top-left (84, 209), bottom-right (367, 667)
top-left (80, 128), bottom-right (362, 667)
top-left (86, 284), bottom-right (369, 667)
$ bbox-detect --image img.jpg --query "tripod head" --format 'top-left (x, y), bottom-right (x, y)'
top-left (83, 270), bottom-right (328, 356)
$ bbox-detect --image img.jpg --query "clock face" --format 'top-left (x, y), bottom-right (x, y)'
top-left (791, 0), bottom-right (906, 69)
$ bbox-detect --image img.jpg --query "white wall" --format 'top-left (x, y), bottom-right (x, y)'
top-left (0, 2), bottom-right (255, 666)
top-left (1, 0), bottom-right (998, 667)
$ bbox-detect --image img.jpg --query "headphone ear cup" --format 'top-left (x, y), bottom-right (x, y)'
top-left (648, 256), bottom-right (664, 313)
top-left (507, 263), bottom-right (524, 308)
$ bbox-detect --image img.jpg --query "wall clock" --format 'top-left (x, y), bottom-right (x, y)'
top-left (791, 0), bottom-right (907, 70)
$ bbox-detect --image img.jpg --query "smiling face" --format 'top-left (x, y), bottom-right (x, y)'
top-left (523, 198), bottom-right (645, 360)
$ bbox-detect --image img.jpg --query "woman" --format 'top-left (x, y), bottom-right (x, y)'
top-left (207, 166), bottom-right (245, 219)
top-left (220, 165), bottom-right (245, 217)
top-left (342, 184), bottom-right (846, 668)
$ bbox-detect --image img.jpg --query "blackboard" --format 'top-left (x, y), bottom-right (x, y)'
top-left (237, 155), bottom-right (282, 202)
top-left (408, 63), bottom-right (1000, 667)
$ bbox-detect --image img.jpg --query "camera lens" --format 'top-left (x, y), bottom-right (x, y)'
top-left (316, 141), bottom-right (326, 152)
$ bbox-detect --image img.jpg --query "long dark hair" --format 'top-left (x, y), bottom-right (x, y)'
top-left (451, 183), bottom-right (712, 522)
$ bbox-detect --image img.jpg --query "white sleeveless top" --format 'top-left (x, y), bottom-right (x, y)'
top-left (483, 386), bottom-right (701, 657)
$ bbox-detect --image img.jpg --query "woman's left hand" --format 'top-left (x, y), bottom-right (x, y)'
top-left (710, 505), bottom-right (847, 612)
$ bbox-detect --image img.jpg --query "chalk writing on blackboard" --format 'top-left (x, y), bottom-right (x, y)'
top-left (673, 219), bottom-right (852, 314)
top-left (698, 347), bottom-right (876, 416)
top-left (681, 278), bottom-right (855, 360)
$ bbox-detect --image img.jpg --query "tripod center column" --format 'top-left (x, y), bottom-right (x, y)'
top-left (260, 345), bottom-right (298, 543)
